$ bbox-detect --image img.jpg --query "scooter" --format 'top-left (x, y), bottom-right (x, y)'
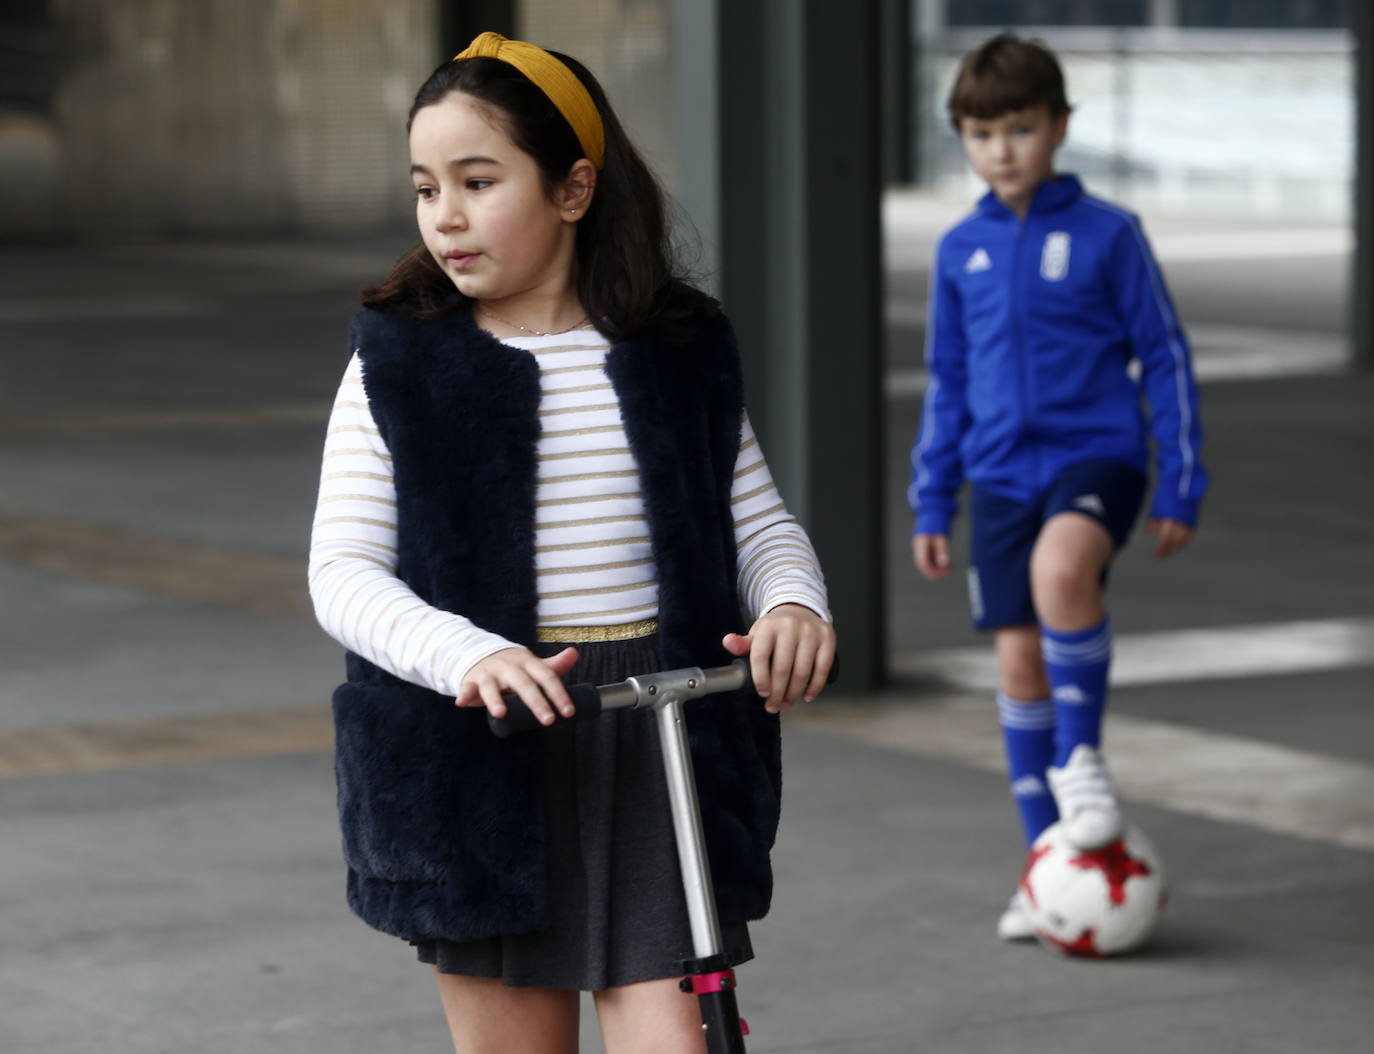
top-left (488, 657), bottom-right (760, 1053)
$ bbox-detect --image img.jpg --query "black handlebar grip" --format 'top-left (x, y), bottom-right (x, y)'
top-left (487, 682), bottom-right (604, 738)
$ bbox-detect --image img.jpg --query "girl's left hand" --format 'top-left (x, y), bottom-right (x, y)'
top-left (722, 603), bottom-right (837, 713)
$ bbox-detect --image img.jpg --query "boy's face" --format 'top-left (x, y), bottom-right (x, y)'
top-left (958, 104), bottom-right (1067, 218)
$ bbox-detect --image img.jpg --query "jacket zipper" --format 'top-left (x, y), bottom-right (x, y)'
top-left (1011, 218), bottom-right (1037, 491)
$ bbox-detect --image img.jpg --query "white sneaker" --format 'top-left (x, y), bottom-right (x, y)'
top-left (997, 891), bottom-right (1034, 941)
top-left (1047, 744), bottom-right (1123, 849)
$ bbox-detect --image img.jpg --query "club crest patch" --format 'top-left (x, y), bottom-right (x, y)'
top-left (1040, 231), bottom-right (1071, 281)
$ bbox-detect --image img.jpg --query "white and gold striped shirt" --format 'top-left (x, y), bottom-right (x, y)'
top-left (308, 328), bottom-right (829, 697)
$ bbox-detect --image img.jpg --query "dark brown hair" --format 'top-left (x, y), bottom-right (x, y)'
top-left (946, 33), bottom-right (1072, 131)
top-left (362, 50), bottom-right (704, 341)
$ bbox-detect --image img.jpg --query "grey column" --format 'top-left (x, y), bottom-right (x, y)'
top-left (672, 0), bottom-right (721, 294)
top-left (440, 1), bottom-right (516, 59)
top-left (881, 0), bottom-right (914, 185)
top-left (699, 0), bottom-right (885, 690)
top-left (1355, 2), bottom-right (1373, 366)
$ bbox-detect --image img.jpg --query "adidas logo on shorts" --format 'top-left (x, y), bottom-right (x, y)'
top-left (1073, 493), bottom-right (1106, 517)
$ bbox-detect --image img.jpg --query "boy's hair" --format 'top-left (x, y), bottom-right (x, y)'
top-left (946, 32), bottom-right (1071, 131)
top-left (364, 49), bottom-right (703, 340)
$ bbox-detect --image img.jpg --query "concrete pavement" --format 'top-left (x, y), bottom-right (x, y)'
top-left (2, 209), bottom-right (1372, 1052)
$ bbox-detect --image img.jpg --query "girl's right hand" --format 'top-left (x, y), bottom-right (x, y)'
top-left (455, 646), bottom-right (580, 726)
top-left (913, 533), bottom-right (952, 581)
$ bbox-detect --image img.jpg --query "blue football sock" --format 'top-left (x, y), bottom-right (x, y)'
top-left (1041, 617), bottom-right (1113, 768)
top-left (996, 692), bottom-right (1058, 846)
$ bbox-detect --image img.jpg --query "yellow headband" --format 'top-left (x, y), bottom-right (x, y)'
top-left (454, 32), bottom-right (605, 169)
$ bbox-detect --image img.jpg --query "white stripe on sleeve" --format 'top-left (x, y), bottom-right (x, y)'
top-left (307, 354), bottom-right (515, 694)
top-left (732, 414), bottom-right (831, 623)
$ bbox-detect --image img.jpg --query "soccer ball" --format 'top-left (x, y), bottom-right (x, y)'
top-left (1019, 821), bottom-right (1167, 957)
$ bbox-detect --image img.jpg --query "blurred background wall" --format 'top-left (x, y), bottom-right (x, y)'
top-left (1, 0), bottom-right (1355, 242)
top-left (0, 0), bottom-right (438, 238)
top-left (0, 0), bottom-right (682, 240)
top-left (917, 1), bottom-right (1354, 220)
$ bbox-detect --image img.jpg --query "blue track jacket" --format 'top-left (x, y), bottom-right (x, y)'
top-left (908, 174), bottom-right (1207, 537)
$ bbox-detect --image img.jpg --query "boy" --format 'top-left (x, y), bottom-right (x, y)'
top-left (908, 33), bottom-right (1207, 941)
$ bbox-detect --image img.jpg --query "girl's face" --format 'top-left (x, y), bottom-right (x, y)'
top-left (410, 92), bottom-right (578, 307)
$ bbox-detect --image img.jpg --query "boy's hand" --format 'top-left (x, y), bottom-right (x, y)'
top-left (722, 603), bottom-right (836, 712)
top-left (913, 533), bottom-right (952, 581)
top-left (1146, 517), bottom-right (1194, 558)
top-left (455, 646), bottom-right (580, 725)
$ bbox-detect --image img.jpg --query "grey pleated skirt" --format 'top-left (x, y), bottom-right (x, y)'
top-left (414, 632), bottom-right (753, 990)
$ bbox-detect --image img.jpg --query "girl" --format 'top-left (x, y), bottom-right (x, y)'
top-left (308, 32), bottom-right (837, 1054)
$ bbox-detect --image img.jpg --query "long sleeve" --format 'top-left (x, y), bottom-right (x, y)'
top-left (908, 244), bottom-right (972, 536)
top-left (731, 414), bottom-right (831, 624)
top-left (307, 355), bottom-right (517, 695)
top-left (309, 354), bottom-right (830, 691)
top-left (1107, 217), bottom-right (1209, 524)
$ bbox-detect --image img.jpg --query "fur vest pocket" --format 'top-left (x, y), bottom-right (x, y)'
top-left (333, 681), bottom-right (547, 941)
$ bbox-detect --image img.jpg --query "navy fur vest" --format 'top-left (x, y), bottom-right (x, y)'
top-left (331, 298), bottom-right (782, 943)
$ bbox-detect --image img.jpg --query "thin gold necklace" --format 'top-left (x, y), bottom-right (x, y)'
top-left (477, 303), bottom-right (590, 337)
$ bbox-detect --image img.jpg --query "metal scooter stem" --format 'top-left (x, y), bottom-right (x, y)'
top-left (620, 664), bottom-right (750, 1053)
top-left (487, 660), bottom-right (752, 1052)
top-left (614, 664), bottom-right (744, 959)
top-left (656, 693), bottom-right (724, 959)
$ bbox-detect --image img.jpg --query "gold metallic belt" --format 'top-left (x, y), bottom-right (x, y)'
top-left (536, 618), bottom-right (658, 643)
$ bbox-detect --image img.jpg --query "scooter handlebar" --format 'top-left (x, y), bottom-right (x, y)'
top-left (487, 655), bottom-right (837, 738)
top-left (486, 659), bottom-right (751, 738)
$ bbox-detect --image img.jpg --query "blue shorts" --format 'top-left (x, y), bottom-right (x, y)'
top-left (967, 459), bottom-right (1146, 631)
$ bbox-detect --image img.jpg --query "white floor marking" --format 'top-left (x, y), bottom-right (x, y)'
top-left (890, 617), bottom-right (1374, 693)
top-left (795, 694), bottom-right (1374, 852)
top-left (883, 321), bottom-right (1349, 395)
top-left (1149, 226), bottom-right (1352, 262)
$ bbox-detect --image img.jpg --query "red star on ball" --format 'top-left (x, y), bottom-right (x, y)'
top-left (1037, 927), bottom-right (1104, 958)
top-left (1070, 841), bottom-right (1153, 905)
top-left (1018, 843), bottom-right (1053, 909)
